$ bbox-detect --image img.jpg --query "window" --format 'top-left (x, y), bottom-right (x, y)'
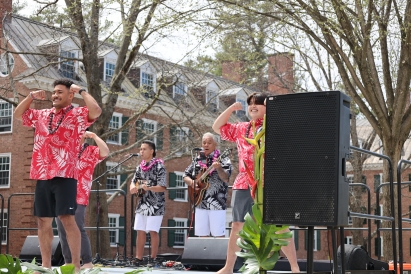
top-left (0, 154), bottom-right (10, 188)
top-left (173, 82), bottom-right (187, 97)
top-left (173, 218), bottom-right (187, 247)
top-left (174, 172), bottom-right (188, 201)
top-left (2, 210), bottom-right (7, 244)
top-left (108, 214), bottom-right (120, 246)
top-left (236, 99), bottom-right (246, 111)
top-left (0, 53), bottom-right (14, 77)
top-left (345, 236), bottom-right (353, 245)
top-left (375, 236), bottom-right (384, 257)
top-left (374, 174), bottom-right (382, 193)
top-left (105, 62), bottom-right (115, 81)
top-left (175, 127), bottom-right (189, 154)
top-left (141, 72), bottom-right (154, 93)
top-left (313, 230), bottom-right (319, 251)
top-left (347, 175), bottom-right (354, 184)
top-left (0, 101), bottom-right (12, 133)
top-left (107, 113), bottom-right (123, 144)
top-left (106, 162), bottom-right (120, 191)
top-left (206, 89), bottom-right (218, 111)
top-left (60, 51), bottom-right (75, 79)
top-left (142, 119), bottom-right (156, 144)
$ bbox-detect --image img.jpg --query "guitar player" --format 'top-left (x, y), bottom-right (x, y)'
top-left (183, 132), bottom-right (232, 237)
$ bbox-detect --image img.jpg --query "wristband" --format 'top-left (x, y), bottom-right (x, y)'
top-left (79, 88), bottom-right (86, 95)
top-left (29, 92), bottom-right (34, 100)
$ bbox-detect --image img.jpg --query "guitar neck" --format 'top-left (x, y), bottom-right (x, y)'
top-left (199, 159), bottom-right (221, 180)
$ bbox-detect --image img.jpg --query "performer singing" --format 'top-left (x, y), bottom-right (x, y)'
top-left (212, 92), bottom-right (300, 274)
top-left (56, 131), bottom-right (109, 268)
top-left (129, 140), bottom-right (167, 266)
top-left (183, 132), bottom-right (232, 237)
top-left (14, 79), bottom-right (101, 272)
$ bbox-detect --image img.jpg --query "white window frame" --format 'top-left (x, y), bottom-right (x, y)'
top-left (346, 236), bottom-right (353, 245)
top-left (0, 53), bottom-right (14, 77)
top-left (105, 61), bottom-right (115, 82)
top-left (313, 229), bottom-right (319, 251)
top-left (60, 50), bottom-right (76, 79)
top-left (141, 71), bottom-right (155, 93)
top-left (0, 101), bottom-right (13, 133)
top-left (206, 89), bottom-right (219, 108)
top-left (375, 173), bottom-right (383, 193)
top-left (0, 153), bottom-right (11, 188)
top-left (175, 127), bottom-right (189, 155)
top-left (173, 82), bottom-right (187, 97)
top-left (347, 174), bottom-right (354, 184)
top-left (106, 162), bottom-right (120, 192)
top-left (107, 112), bottom-right (123, 145)
top-left (380, 236), bottom-right (384, 256)
top-left (108, 213), bottom-right (120, 247)
top-left (236, 98), bottom-right (247, 112)
top-left (173, 218), bottom-right (188, 248)
top-left (1, 209), bottom-right (7, 244)
top-left (142, 118), bottom-right (157, 145)
top-left (174, 171), bottom-right (188, 202)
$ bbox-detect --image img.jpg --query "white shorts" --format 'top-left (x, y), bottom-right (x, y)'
top-left (134, 213), bottom-right (163, 233)
top-left (194, 208), bottom-right (226, 237)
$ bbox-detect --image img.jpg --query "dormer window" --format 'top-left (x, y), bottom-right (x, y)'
top-left (0, 53), bottom-right (14, 77)
top-left (105, 62), bottom-right (115, 82)
top-left (173, 82), bottom-right (187, 97)
top-left (206, 89), bottom-right (218, 112)
top-left (60, 51), bottom-right (75, 79)
top-left (142, 72), bottom-right (154, 93)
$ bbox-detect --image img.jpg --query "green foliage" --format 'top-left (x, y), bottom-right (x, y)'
top-left (236, 204), bottom-right (291, 274)
top-left (0, 254), bottom-right (23, 274)
top-left (238, 116), bottom-right (292, 274)
top-left (0, 254), bottom-right (102, 274)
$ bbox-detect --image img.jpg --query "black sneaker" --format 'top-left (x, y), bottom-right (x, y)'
top-left (131, 258), bottom-right (145, 267)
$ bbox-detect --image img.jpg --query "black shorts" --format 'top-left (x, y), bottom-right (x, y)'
top-left (34, 177), bottom-right (77, 217)
top-left (231, 189), bottom-right (253, 222)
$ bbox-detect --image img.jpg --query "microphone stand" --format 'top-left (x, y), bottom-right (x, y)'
top-left (190, 149), bottom-right (200, 236)
top-left (92, 154), bottom-right (137, 264)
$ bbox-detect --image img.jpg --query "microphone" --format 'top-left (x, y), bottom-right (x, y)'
top-left (192, 148), bottom-right (202, 151)
top-left (129, 153), bottom-right (140, 157)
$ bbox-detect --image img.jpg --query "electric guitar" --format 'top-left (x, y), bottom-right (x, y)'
top-left (189, 148), bottom-right (231, 206)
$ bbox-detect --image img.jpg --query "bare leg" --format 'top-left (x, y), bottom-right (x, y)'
top-left (58, 215), bottom-right (81, 272)
top-left (279, 228), bottom-right (300, 272)
top-left (136, 230), bottom-right (146, 260)
top-left (37, 217), bottom-right (54, 269)
top-left (149, 231), bottom-right (159, 259)
top-left (216, 221), bottom-right (244, 274)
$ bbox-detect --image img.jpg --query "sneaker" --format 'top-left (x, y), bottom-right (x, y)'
top-left (146, 258), bottom-right (159, 267)
top-left (131, 258), bottom-right (145, 267)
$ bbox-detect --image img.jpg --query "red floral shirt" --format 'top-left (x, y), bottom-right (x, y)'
top-left (220, 118), bottom-right (263, 190)
top-left (22, 105), bottom-right (93, 180)
top-left (77, 145), bottom-right (104, 205)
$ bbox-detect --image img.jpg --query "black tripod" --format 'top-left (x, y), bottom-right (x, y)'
top-left (91, 153), bottom-right (137, 264)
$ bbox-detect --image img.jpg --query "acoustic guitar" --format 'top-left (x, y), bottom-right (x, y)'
top-left (189, 148), bottom-right (231, 206)
top-left (136, 180), bottom-right (150, 197)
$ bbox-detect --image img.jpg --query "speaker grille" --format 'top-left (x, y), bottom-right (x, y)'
top-left (263, 91), bottom-right (347, 226)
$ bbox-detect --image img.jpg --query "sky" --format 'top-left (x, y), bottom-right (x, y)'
top-left (17, 0), bottom-right (216, 64)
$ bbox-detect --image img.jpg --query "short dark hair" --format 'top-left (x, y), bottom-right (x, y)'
top-left (247, 92), bottom-right (269, 105)
top-left (53, 79), bottom-right (74, 89)
top-left (142, 140), bottom-right (156, 157)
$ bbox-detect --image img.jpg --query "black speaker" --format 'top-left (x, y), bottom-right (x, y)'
top-left (264, 91), bottom-right (351, 226)
top-left (181, 237), bottom-right (243, 270)
top-left (19, 235), bottom-right (63, 266)
top-left (337, 244), bottom-right (388, 272)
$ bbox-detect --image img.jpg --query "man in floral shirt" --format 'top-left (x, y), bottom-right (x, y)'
top-left (212, 92), bottom-right (299, 274)
top-left (14, 79), bottom-right (101, 271)
top-left (129, 140), bottom-right (167, 266)
top-left (56, 131), bottom-right (109, 269)
top-left (183, 132), bottom-right (232, 237)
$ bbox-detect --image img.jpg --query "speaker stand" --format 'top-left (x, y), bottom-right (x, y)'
top-left (307, 226), bottom-right (314, 274)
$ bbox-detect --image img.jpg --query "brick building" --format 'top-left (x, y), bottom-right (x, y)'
top-left (0, 6), bottom-right (301, 263)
